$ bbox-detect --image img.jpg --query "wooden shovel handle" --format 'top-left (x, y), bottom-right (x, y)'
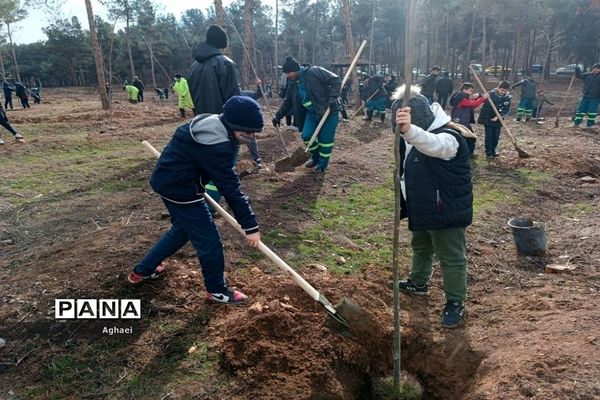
top-left (141, 140), bottom-right (322, 302)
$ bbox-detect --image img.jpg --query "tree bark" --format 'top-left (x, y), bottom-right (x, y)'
top-left (242, 0), bottom-right (254, 87)
top-left (85, 0), bottom-right (110, 109)
top-left (481, 7), bottom-right (487, 82)
top-left (0, 49), bottom-right (5, 78)
top-left (342, 0), bottom-right (358, 105)
top-left (6, 23), bottom-right (20, 82)
top-left (125, 5), bottom-right (135, 78)
top-left (463, 6), bottom-right (476, 81)
top-left (274, 0), bottom-right (279, 91)
top-left (368, 0), bottom-right (376, 75)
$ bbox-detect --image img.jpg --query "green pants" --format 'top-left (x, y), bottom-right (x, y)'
top-left (301, 111), bottom-right (339, 171)
top-left (409, 227), bottom-right (468, 302)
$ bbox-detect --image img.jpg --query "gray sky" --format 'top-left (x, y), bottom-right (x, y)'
top-left (14, 0), bottom-right (279, 44)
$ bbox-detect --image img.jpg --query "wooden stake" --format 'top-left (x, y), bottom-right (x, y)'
top-left (554, 73), bottom-right (576, 128)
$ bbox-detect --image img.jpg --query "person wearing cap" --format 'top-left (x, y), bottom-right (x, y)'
top-left (172, 74), bottom-right (194, 117)
top-left (273, 56), bottom-right (342, 178)
top-left (128, 96), bottom-right (263, 305)
top-left (390, 85), bottom-right (474, 329)
top-left (477, 81), bottom-right (512, 159)
top-left (512, 76), bottom-right (536, 122)
top-left (420, 66), bottom-right (441, 104)
top-left (187, 24), bottom-right (241, 115)
top-left (572, 63), bottom-right (600, 129)
top-left (362, 74), bottom-right (388, 125)
top-left (132, 76), bottom-right (145, 102)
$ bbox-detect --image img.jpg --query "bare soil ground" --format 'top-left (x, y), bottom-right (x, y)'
top-left (0, 81), bottom-right (599, 400)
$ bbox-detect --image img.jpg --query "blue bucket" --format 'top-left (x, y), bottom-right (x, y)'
top-left (507, 217), bottom-right (547, 257)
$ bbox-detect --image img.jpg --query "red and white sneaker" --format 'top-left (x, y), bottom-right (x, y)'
top-left (127, 264), bottom-right (166, 284)
top-left (206, 289), bottom-right (247, 304)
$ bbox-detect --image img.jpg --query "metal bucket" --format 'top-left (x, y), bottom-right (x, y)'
top-left (507, 216), bottom-right (547, 257)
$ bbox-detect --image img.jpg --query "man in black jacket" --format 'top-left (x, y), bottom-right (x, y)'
top-left (572, 63), bottom-right (600, 129)
top-left (128, 96), bottom-right (263, 305)
top-left (132, 76), bottom-right (145, 102)
top-left (187, 25), bottom-right (241, 115)
top-left (435, 71), bottom-right (453, 109)
top-left (273, 56), bottom-right (341, 178)
top-left (391, 85), bottom-right (473, 329)
top-left (420, 66), bottom-right (441, 104)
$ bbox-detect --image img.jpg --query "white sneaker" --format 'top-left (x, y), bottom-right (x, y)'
top-left (14, 133), bottom-right (23, 140)
top-left (0, 137), bottom-right (5, 145)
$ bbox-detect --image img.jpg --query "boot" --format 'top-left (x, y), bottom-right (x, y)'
top-left (362, 109), bottom-right (373, 121)
top-left (179, 108), bottom-right (186, 118)
top-left (379, 113), bottom-right (385, 125)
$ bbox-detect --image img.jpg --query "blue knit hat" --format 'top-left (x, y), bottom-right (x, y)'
top-left (222, 96), bottom-right (264, 133)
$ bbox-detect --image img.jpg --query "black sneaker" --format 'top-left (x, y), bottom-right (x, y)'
top-left (395, 279), bottom-right (428, 296)
top-left (440, 301), bottom-right (465, 329)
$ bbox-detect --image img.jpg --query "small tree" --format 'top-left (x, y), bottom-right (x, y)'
top-left (0, 0), bottom-right (27, 81)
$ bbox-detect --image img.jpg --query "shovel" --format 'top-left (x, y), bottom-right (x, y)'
top-left (554, 73), bottom-right (577, 128)
top-left (469, 65), bottom-right (531, 158)
top-left (274, 40), bottom-right (368, 172)
top-left (141, 140), bottom-right (370, 334)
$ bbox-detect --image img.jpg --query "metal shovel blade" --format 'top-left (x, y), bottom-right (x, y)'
top-left (274, 146), bottom-right (310, 172)
top-left (324, 297), bottom-right (376, 338)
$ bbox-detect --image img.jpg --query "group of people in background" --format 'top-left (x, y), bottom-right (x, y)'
top-left (0, 77), bottom-right (40, 145)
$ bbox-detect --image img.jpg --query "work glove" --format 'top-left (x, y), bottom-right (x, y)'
top-left (272, 117), bottom-right (281, 128)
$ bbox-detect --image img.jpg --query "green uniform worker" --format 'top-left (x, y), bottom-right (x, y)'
top-left (172, 74), bottom-right (195, 118)
top-left (273, 56), bottom-right (341, 179)
top-left (125, 84), bottom-right (139, 103)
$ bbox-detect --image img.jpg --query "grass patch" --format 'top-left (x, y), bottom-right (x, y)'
top-left (564, 202), bottom-right (598, 217)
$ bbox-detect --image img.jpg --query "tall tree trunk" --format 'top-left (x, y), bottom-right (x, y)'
top-left (445, 7), bottom-right (450, 67)
top-left (125, 12), bottom-right (135, 78)
top-left (312, 2), bottom-right (319, 65)
top-left (6, 23), bottom-right (20, 82)
top-left (481, 9), bottom-right (487, 81)
top-left (213, 0), bottom-right (230, 57)
top-left (528, 29), bottom-right (537, 72)
top-left (149, 42), bottom-right (157, 89)
top-left (543, 20), bottom-right (556, 83)
top-left (0, 49), bottom-right (5, 78)
top-left (85, 0), bottom-right (110, 109)
top-left (242, 0), bottom-right (254, 87)
top-left (368, 0), bottom-right (376, 75)
top-left (463, 8), bottom-right (476, 81)
top-left (274, 0), bottom-right (279, 91)
top-left (511, 25), bottom-right (520, 81)
top-left (342, 0), bottom-right (358, 105)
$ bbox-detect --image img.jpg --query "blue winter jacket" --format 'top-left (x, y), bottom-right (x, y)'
top-left (150, 114), bottom-right (259, 234)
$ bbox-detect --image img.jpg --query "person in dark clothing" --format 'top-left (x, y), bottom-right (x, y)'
top-left (128, 96), bottom-right (263, 304)
top-left (572, 63), bottom-right (600, 129)
top-left (477, 81), bottom-right (512, 159)
top-left (163, 87), bottom-right (169, 100)
top-left (0, 103), bottom-right (24, 145)
top-left (14, 82), bottom-right (29, 109)
top-left (420, 66), bottom-right (441, 104)
top-left (187, 25), bottom-right (241, 115)
top-left (31, 87), bottom-right (41, 104)
top-left (390, 85), bottom-right (473, 329)
top-left (3, 80), bottom-right (13, 110)
top-left (132, 76), bottom-right (145, 102)
top-left (532, 89), bottom-right (553, 120)
top-left (449, 82), bottom-right (488, 156)
top-left (240, 78), bottom-right (265, 168)
top-left (362, 74), bottom-right (388, 124)
top-left (384, 75), bottom-right (398, 108)
top-left (436, 72), bottom-right (454, 109)
top-left (512, 76), bottom-right (536, 121)
top-left (273, 56), bottom-right (341, 178)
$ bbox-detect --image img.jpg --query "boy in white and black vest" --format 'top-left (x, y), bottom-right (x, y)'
top-left (391, 85), bottom-right (473, 329)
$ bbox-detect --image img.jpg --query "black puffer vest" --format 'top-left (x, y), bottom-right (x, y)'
top-left (400, 127), bottom-right (473, 231)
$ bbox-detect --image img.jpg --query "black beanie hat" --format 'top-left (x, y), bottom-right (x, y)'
top-left (282, 56), bottom-right (301, 73)
top-left (222, 96), bottom-right (264, 133)
top-left (408, 94), bottom-right (436, 130)
top-left (206, 25), bottom-right (228, 49)
top-left (593, 63), bottom-right (600, 69)
top-left (498, 80), bottom-right (511, 89)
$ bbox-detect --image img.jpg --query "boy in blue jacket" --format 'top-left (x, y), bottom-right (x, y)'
top-left (477, 81), bottom-right (512, 159)
top-left (129, 96), bottom-right (263, 304)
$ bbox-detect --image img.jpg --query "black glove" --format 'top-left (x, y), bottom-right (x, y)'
top-left (272, 117), bottom-right (281, 128)
top-left (328, 98), bottom-right (339, 110)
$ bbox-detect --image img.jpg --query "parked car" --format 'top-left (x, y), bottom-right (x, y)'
top-left (470, 63), bottom-right (484, 75)
top-left (556, 64), bottom-right (584, 75)
top-left (530, 64), bottom-right (544, 73)
top-left (484, 65), bottom-right (512, 74)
